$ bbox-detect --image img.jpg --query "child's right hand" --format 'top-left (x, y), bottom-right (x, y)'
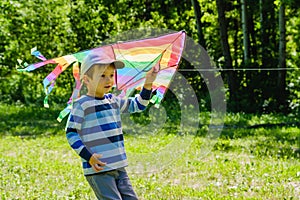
top-left (89, 153), bottom-right (107, 172)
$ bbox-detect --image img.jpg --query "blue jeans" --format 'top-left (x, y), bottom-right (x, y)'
top-left (85, 168), bottom-right (138, 200)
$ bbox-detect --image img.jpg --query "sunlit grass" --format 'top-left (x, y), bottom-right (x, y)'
top-left (0, 104), bottom-right (299, 199)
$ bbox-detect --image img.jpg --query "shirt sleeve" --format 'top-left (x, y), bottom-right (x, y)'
top-left (115, 87), bottom-right (152, 113)
top-left (65, 102), bottom-right (93, 162)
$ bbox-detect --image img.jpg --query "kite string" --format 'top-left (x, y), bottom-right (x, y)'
top-left (178, 68), bottom-right (299, 72)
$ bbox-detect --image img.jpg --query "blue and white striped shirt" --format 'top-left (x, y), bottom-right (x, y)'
top-left (66, 88), bottom-right (151, 175)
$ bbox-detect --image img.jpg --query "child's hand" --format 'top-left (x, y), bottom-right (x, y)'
top-left (144, 67), bottom-right (158, 90)
top-left (89, 153), bottom-right (106, 172)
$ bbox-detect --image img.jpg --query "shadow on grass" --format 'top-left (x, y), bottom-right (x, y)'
top-left (0, 104), bottom-right (66, 138)
top-left (1, 103), bottom-right (299, 159)
top-left (195, 112), bottom-right (300, 159)
top-left (196, 111), bottom-right (300, 142)
top-left (211, 126), bottom-right (300, 159)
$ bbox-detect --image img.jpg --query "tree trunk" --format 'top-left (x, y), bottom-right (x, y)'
top-left (277, 2), bottom-right (286, 108)
top-left (248, 2), bottom-right (258, 63)
top-left (216, 0), bottom-right (237, 110)
top-left (260, 0), bottom-right (267, 68)
top-left (191, 0), bottom-right (207, 49)
top-left (260, 0), bottom-right (276, 68)
top-left (241, 0), bottom-right (250, 65)
top-left (259, 0), bottom-right (277, 112)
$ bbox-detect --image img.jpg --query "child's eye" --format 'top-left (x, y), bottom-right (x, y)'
top-left (110, 74), bottom-right (114, 78)
top-left (101, 74), bottom-right (105, 78)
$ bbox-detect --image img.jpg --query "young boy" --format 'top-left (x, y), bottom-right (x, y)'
top-left (66, 52), bottom-right (157, 199)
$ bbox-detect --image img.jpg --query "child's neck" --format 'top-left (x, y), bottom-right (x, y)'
top-left (86, 91), bottom-right (105, 99)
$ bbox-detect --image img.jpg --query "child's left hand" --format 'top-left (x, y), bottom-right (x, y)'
top-left (144, 67), bottom-right (158, 90)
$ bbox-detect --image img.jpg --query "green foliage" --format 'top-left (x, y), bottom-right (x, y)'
top-left (0, 0), bottom-right (300, 114)
top-left (286, 7), bottom-right (300, 114)
top-left (0, 0), bottom-right (77, 105)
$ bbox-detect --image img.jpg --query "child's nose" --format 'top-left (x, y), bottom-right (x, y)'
top-left (106, 77), bottom-right (113, 82)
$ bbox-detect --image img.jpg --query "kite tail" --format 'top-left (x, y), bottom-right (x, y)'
top-left (57, 62), bottom-right (82, 122)
top-left (31, 47), bottom-right (47, 61)
top-left (43, 64), bottom-right (63, 108)
top-left (16, 59), bottom-right (29, 70)
top-left (17, 48), bottom-right (82, 122)
top-left (150, 86), bottom-right (166, 108)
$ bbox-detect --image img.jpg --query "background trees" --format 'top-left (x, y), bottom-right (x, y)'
top-left (0, 0), bottom-right (299, 115)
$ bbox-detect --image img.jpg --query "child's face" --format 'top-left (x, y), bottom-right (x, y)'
top-left (85, 64), bottom-right (115, 98)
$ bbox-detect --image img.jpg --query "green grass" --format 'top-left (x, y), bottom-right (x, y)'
top-left (0, 104), bottom-right (300, 199)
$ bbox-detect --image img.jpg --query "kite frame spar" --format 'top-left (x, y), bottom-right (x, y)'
top-left (17, 31), bottom-right (186, 122)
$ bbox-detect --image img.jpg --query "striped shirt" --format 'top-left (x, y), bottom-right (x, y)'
top-left (66, 88), bottom-right (151, 175)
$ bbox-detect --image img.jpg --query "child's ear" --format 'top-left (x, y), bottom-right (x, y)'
top-left (83, 75), bottom-right (90, 85)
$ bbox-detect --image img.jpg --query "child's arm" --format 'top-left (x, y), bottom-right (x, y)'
top-left (66, 102), bottom-right (106, 172)
top-left (115, 67), bottom-right (158, 113)
top-left (143, 67), bottom-right (158, 90)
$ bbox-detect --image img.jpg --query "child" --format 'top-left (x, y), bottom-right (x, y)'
top-left (66, 52), bottom-right (157, 199)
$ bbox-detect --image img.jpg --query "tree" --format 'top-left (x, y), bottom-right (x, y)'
top-left (241, 0), bottom-right (250, 65)
top-left (260, 0), bottom-right (277, 68)
top-left (216, 0), bottom-right (238, 111)
top-left (277, 0), bottom-right (287, 109)
top-left (1, 0), bottom-right (300, 115)
top-left (191, 0), bottom-right (207, 49)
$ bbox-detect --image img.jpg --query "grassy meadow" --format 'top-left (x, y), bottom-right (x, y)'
top-left (0, 104), bottom-right (300, 199)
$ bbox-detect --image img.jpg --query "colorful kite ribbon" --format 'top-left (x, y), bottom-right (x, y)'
top-left (17, 31), bottom-right (186, 122)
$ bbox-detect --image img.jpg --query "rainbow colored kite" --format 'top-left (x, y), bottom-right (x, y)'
top-left (17, 31), bottom-right (186, 122)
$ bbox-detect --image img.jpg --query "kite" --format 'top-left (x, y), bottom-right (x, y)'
top-left (17, 31), bottom-right (186, 122)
